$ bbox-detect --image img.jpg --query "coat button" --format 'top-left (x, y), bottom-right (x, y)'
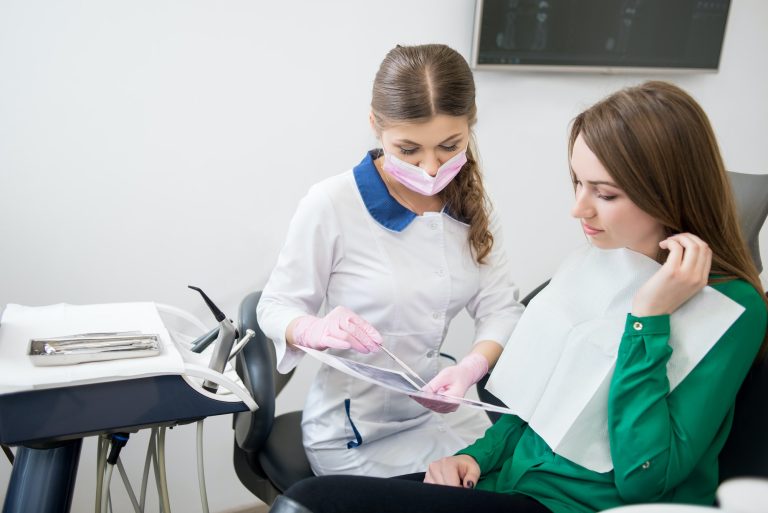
top-left (426, 350), bottom-right (437, 358)
top-left (633, 321), bottom-right (643, 331)
top-left (430, 222), bottom-right (438, 230)
top-left (432, 312), bottom-right (440, 319)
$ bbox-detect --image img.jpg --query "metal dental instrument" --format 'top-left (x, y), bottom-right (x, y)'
top-left (379, 345), bottom-right (428, 388)
top-left (228, 329), bottom-right (256, 362)
top-left (188, 286), bottom-right (238, 392)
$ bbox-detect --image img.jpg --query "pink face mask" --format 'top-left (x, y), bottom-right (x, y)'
top-left (382, 149), bottom-right (467, 196)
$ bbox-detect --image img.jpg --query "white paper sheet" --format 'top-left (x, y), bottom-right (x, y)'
top-left (486, 246), bottom-right (745, 472)
top-left (297, 346), bottom-right (516, 415)
top-left (0, 302), bottom-right (186, 394)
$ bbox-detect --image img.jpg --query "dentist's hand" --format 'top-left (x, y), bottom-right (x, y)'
top-left (290, 306), bottom-right (383, 354)
top-left (413, 353), bottom-right (489, 413)
top-left (424, 455), bottom-right (480, 488)
top-left (632, 233), bottom-right (712, 317)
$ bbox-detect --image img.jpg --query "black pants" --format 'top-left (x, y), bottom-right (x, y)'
top-left (282, 473), bottom-right (552, 513)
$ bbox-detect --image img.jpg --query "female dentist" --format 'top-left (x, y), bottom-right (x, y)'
top-left (257, 43), bottom-right (523, 478)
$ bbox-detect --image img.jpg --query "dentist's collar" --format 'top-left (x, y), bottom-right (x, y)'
top-left (353, 149), bottom-right (465, 232)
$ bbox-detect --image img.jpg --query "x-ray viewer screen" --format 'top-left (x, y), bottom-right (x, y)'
top-left (474, 0), bottom-right (730, 70)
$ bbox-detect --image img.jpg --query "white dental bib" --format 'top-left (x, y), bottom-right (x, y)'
top-left (487, 246), bottom-right (745, 472)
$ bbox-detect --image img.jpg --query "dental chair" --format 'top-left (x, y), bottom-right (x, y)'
top-left (232, 291), bottom-right (313, 505)
top-left (718, 171), bottom-right (768, 481)
top-left (477, 171), bottom-right (768, 482)
top-left (235, 171), bottom-right (768, 508)
top-left (231, 294), bottom-right (458, 505)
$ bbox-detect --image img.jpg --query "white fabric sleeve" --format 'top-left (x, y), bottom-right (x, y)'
top-left (256, 183), bottom-right (343, 373)
top-left (465, 209), bottom-right (524, 349)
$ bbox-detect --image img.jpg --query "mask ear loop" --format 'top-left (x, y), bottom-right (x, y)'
top-left (369, 110), bottom-right (386, 161)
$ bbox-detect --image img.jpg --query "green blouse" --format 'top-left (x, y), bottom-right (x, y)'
top-left (458, 279), bottom-right (767, 513)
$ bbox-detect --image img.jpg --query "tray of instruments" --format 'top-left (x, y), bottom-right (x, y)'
top-left (29, 332), bottom-right (161, 366)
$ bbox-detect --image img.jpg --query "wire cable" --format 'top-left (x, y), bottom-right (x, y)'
top-left (196, 420), bottom-right (210, 513)
top-left (152, 430), bottom-right (164, 513)
top-left (98, 433), bottom-right (130, 513)
top-left (95, 435), bottom-right (107, 512)
top-left (100, 464), bottom-right (114, 513)
top-left (117, 458), bottom-right (141, 513)
top-left (157, 427), bottom-right (172, 513)
top-left (140, 428), bottom-right (157, 512)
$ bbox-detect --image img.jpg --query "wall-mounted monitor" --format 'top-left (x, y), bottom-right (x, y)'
top-left (471, 0), bottom-right (731, 73)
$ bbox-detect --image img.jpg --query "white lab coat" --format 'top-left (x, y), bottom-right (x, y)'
top-left (257, 151), bottom-right (523, 477)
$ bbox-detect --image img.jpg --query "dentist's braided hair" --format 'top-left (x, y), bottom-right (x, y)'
top-left (370, 44), bottom-right (494, 264)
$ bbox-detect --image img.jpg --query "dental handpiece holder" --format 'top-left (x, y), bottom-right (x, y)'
top-left (188, 286), bottom-right (238, 393)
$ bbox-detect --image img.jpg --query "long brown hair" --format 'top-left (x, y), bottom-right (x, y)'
top-left (371, 44), bottom-right (493, 263)
top-left (569, 81), bottom-right (767, 355)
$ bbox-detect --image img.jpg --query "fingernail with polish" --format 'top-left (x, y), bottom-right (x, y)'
top-left (465, 481), bottom-right (474, 489)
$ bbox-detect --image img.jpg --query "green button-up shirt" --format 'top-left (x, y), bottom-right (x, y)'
top-left (458, 279), bottom-right (767, 513)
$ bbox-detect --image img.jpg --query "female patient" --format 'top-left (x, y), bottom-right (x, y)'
top-left (268, 81), bottom-right (768, 513)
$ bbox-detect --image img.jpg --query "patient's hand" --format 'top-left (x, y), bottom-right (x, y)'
top-left (424, 455), bottom-right (480, 488)
top-left (632, 233), bottom-right (712, 317)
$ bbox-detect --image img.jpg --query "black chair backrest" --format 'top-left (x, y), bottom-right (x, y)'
top-left (234, 291), bottom-right (282, 452)
top-left (716, 172), bottom-right (768, 479)
top-left (718, 341), bottom-right (768, 481)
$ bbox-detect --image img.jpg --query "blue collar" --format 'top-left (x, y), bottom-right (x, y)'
top-left (353, 150), bottom-right (417, 232)
top-left (353, 150), bottom-right (468, 232)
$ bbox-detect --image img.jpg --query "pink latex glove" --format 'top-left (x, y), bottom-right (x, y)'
top-left (291, 306), bottom-right (383, 354)
top-left (413, 353), bottom-right (489, 413)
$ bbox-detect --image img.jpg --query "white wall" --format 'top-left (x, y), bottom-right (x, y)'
top-left (1, 1), bottom-right (766, 511)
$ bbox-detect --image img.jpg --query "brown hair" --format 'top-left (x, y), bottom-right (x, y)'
top-left (371, 44), bottom-right (493, 263)
top-left (569, 80), bottom-right (767, 355)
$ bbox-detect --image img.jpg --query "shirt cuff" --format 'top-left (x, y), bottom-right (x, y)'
top-left (474, 312), bottom-right (523, 348)
top-left (276, 342), bottom-right (305, 374)
top-left (257, 301), bottom-right (308, 374)
top-left (624, 313), bottom-right (670, 336)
